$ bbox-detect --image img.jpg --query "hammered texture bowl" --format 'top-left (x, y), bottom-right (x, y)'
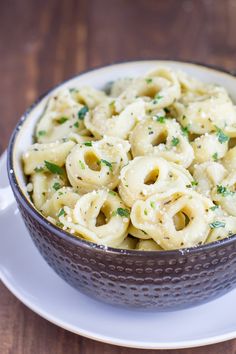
top-left (7, 60), bottom-right (236, 310)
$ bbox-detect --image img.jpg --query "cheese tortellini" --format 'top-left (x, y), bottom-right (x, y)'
top-left (22, 66), bottom-right (236, 250)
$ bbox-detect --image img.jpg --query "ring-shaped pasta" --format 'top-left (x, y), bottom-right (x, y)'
top-left (66, 136), bottom-right (130, 193)
top-left (110, 78), bottom-right (134, 97)
top-left (191, 133), bottom-right (228, 164)
top-left (23, 140), bottom-right (75, 175)
top-left (129, 118), bottom-right (194, 167)
top-left (119, 156), bottom-right (193, 207)
top-left (41, 187), bottom-right (80, 219)
top-left (70, 86), bottom-right (107, 109)
top-left (173, 85), bottom-right (236, 134)
top-left (193, 162), bottom-right (227, 197)
top-left (128, 224), bottom-right (151, 240)
top-left (84, 98), bottom-right (146, 139)
top-left (30, 172), bottom-right (67, 210)
top-left (115, 67), bottom-right (181, 113)
top-left (131, 190), bottom-right (214, 250)
top-left (59, 190), bottom-right (130, 247)
top-left (36, 89), bottom-right (92, 143)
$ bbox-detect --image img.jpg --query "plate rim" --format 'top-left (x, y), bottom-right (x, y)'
top-left (1, 269), bottom-right (236, 350)
top-left (2, 56), bottom-right (236, 349)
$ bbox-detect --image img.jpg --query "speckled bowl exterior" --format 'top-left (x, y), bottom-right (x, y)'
top-left (7, 60), bottom-right (236, 310)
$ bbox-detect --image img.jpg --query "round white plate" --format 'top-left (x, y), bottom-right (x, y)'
top-left (1, 152), bottom-right (236, 349)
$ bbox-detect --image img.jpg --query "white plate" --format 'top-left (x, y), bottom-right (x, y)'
top-left (1, 147), bottom-right (236, 351)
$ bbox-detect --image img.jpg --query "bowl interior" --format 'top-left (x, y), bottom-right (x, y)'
top-left (10, 60), bottom-right (236, 246)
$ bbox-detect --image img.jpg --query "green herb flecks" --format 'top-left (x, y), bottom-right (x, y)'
top-left (209, 221), bottom-right (226, 229)
top-left (57, 117), bottom-right (68, 124)
top-left (212, 152), bottom-right (218, 161)
top-left (58, 208), bottom-right (66, 218)
top-left (191, 180), bottom-right (198, 186)
top-left (83, 141), bottom-right (92, 147)
top-left (74, 121), bottom-right (79, 128)
top-left (113, 208), bottom-right (130, 218)
top-left (171, 137), bottom-right (180, 146)
top-left (44, 161), bottom-right (64, 175)
top-left (100, 159), bottom-right (113, 171)
top-left (210, 204), bottom-right (219, 211)
top-left (78, 160), bottom-right (85, 170)
top-left (145, 78), bottom-right (152, 84)
top-left (38, 130), bottom-right (47, 137)
top-left (181, 126), bottom-right (189, 137)
top-left (155, 115), bottom-right (166, 123)
top-left (34, 166), bottom-right (44, 173)
top-left (215, 127), bottom-right (229, 144)
top-left (78, 106), bottom-right (89, 120)
top-left (53, 182), bottom-right (62, 191)
top-left (216, 184), bottom-right (234, 197)
top-left (153, 94), bottom-right (163, 104)
top-left (150, 201), bottom-right (155, 209)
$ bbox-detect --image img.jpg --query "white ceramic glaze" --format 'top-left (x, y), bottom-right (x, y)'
top-left (1, 152), bottom-right (236, 349)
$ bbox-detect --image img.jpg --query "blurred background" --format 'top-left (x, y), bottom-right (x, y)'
top-left (1, 0), bottom-right (236, 353)
top-left (1, 0), bottom-right (236, 154)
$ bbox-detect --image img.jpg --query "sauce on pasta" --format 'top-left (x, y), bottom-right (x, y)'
top-left (22, 67), bottom-right (236, 250)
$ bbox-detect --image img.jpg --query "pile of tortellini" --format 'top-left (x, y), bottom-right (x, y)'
top-left (23, 66), bottom-right (236, 251)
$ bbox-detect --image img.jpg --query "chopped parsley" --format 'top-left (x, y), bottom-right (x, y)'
top-left (83, 141), bottom-right (92, 147)
top-left (113, 208), bottom-right (130, 218)
top-left (44, 161), bottom-right (64, 175)
top-left (100, 159), bottom-right (113, 171)
top-left (212, 152), bottom-right (218, 161)
top-left (191, 180), bottom-right (198, 186)
top-left (210, 205), bottom-right (219, 211)
top-left (34, 166), bottom-right (44, 173)
top-left (57, 117), bottom-right (68, 124)
top-left (53, 182), bottom-right (61, 191)
top-left (144, 209), bottom-right (148, 215)
top-left (171, 137), bottom-right (180, 146)
top-left (155, 115), bottom-right (166, 123)
top-left (181, 126), bottom-right (189, 136)
top-left (150, 201), bottom-right (155, 209)
top-left (78, 106), bottom-right (89, 120)
top-left (74, 121), bottom-right (79, 128)
top-left (38, 130), bottom-right (47, 137)
top-left (216, 185), bottom-right (234, 197)
top-left (58, 208), bottom-right (66, 218)
top-left (215, 127), bottom-right (229, 144)
top-left (153, 94), bottom-right (163, 104)
top-left (145, 78), bottom-right (152, 84)
top-left (56, 221), bottom-right (64, 228)
top-left (108, 190), bottom-right (117, 196)
top-left (78, 160), bottom-right (85, 170)
top-left (209, 221), bottom-right (226, 229)
top-left (69, 88), bottom-right (79, 93)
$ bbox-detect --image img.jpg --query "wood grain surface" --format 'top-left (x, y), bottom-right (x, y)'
top-left (1, 0), bottom-right (236, 353)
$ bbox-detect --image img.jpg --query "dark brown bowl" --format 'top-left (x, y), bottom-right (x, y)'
top-left (7, 60), bottom-right (236, 310)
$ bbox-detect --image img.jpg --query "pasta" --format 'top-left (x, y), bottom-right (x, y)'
top-left (22, 66), bottom-right (236, 250)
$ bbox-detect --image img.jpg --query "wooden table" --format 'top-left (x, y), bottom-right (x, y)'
top-left (1, 0), bottom-right (236, 352)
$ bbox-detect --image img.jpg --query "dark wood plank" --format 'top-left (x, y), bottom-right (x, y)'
top-left (1, 0), bottom-right (236, 353)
